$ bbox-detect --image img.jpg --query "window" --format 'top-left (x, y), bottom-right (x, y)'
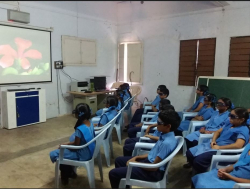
top-left (179, 38), bottom-right (216, 86)
top-left (228, 36), bottom-right (250, 77)
top-left (118, 42), bottom-right (143, 84)
top-left (62, 35), bottom-right (96, 66)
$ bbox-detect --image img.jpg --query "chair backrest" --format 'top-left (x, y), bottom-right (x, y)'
top-left (161, 136), bottom-right (184, 178)
top-left (129, 95), bottom-right (137, 107)
top-left (188, 119), bottom-right (210, 133)
top-left (130, 86), bottom-right (141, 100)
top-left (92, 124), bottom-right (111, 158)
top-left (117, 102), bottom-right (128, 125)
top-left (110, 82), bottom-right (124, 89)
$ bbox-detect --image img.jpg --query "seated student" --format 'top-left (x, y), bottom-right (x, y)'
top-left (121, 83), bottom-right (132, 106)
top-left (93, 95), bottom-right (118, 127)
top-left (192, 143), bottom-right (250, 188)
top-left (49, 103), bottom-right (95, 185)
top-left (123, 104), bottom-right (175, 156)
top-left (186, 107), bottom-right (250, 174)
top-left (123, 85), bottom-right (168, 132)
top-left (109, 109), bottom-right (181, 188)
top-left (174, 93), bottom-right (216, 136)
top-left (184, 97), bottom-right (232, 153)
top-left (127, 98), bottom-right (171, 139)
top-left (185, 85), bottom-right (209, 113)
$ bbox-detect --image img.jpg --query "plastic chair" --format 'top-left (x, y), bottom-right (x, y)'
top-left (119, 136), bottom-right (184, 188)
top-left (182, 112), bottom-right (198, 121)
top-left (114, 102), bottom-right (128, 145)
top-left (135, 114), bottom-right (157, 137)
top-left (143, 101), bottom-right (153, 114)
top-left (130, 85), bottom-right (142, 106)
top-left (110, 82), bottom-right (124, 89)
top-left (234, 183), bottom-right (250, 188)
top-left (94, 112), bottom-right (121, 167)
top-left (182, 120), bottom-right (210, 156)
top-left (54, 124), bottom-right (111, 188)
top-left (124, 95), bottom-right (137, 123)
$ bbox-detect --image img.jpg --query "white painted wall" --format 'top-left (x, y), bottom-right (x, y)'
top-left (117, 2), bottom-right (250, 111)
top-left (0, 1), bottom-right (118, 120)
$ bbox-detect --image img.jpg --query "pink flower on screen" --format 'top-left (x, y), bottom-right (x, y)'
top-left (0, 38), bottom-right (42, 69)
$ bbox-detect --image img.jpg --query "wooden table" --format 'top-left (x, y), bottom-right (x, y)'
top-left (68, 90), bottom-right (116, 114)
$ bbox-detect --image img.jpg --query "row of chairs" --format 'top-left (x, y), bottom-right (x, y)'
top-left (54, 95), bottom-right (136, 188)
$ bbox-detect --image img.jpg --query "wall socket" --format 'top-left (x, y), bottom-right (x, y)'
top-left (54, 61), bottom-right (63, 69)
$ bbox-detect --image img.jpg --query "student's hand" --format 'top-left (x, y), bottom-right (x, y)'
top-left (58, 144), bottom-right (61, 149)
top-left (210, 141), bottom-right (217, 148)
top-left (144, 134), bottom-right (150, 138)
top-left (135, 123), bottom-right (143, 127)
top-left (94, 123), bottom-right (98, 127)
top-left (199, 127), bottom-right (205, 133)
top-left (212, 145), bottom-right (220, 150)
top-left (218, 170), bottom-right (230, 180)
top-left (126, 157), bottom-right (137, 166)
top-left (204, 130), bottom-right (212, 134)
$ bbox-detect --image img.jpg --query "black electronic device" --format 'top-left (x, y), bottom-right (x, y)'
top-left (84, 91), bottom-right (93, 93)
top-left (94, 76), bottom-right (106, 91)
top-left (7, 89), bottom-right (30, 91)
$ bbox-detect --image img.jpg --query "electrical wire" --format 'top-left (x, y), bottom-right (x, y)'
top-left (56, 69), bottom-right (60, 114)
top-left (62, 69), bottom-right (79, 81)
top-left (57, 69), bottom-right (73, 103)
top-left (60, 69), bottom-right (72, 82)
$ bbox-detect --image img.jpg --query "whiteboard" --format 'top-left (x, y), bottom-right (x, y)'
top-left (62, 35), bottom-right (96, 66)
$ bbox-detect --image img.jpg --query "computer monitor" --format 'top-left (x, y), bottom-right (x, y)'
top-left (94, 76), bottom-right (106, 91)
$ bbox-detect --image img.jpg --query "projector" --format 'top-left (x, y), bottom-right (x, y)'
top-left (7, 9), bottom-right (30, 24)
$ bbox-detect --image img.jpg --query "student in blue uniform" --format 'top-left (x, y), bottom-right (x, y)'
top-left (49, 103), bottom-right (95, 185)
top-left (186, 107), bottom-right (250, 174)
top-left (127, 98), bottom-right (171, 138)
top-left (123, 85), bottom-right (168, 132)
top-left (174, 93), bottom-right (216, 136)
top-left (93, 95), bottom-right (118, 127)
top-left (185, 85), bottom-right (209, 112)
top-left (123, 104), bottom-right (175, 156)
top-left (109, 109), bottom-right (181, 188)
top-left (192, 143), bottom-right (250, 188)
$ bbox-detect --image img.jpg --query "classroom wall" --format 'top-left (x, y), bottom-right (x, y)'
top-left (0, 1), bottom-right (118, 120)
top-left (117, 1), bottom-right (250, 111)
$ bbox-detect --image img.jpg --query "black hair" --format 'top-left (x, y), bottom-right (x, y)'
top-left (73, 103), bottom-right (91, 129)
top-left (158, 109), bottom-right (181, 131)
top-left (158, 85), bottom-right (167, 91)
top-left (205, 93), bottom-right (217, 110)
top-left (219, 97), bottom-right (232, 110)
top-left (121, 83), bottom-right (132, 98)
top-left (159, 99), bottom-right (171, 111)
top-left (232, 107), bottom-right (249, 125)
top-left (160, 104), bottom-right (175, 111)
top-left (199, 85), bottom-right (209, 96)
top-left (160, 88), bottom-right (169, 97)
top-left (116, 89), bottom-right (125, 108)
top-left (106, 95), bottom-right (118, 107)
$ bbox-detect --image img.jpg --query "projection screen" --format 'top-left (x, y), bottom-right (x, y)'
top-left (0, 24), bottom-right (52, 85)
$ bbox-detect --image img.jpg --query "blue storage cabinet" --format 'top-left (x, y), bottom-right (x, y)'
top-left (16, 91), bottom-right (40, 126)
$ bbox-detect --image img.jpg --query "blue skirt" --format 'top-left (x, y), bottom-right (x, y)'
top-left (178, 120), bottom-right (190, 131)
top-left (192, 168), bottom-right (236, 188)
top-left (49, 148), bottom-right (79, 163)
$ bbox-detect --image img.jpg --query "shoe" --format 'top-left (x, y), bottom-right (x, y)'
top-left (61, 178), bottom-right (69, 185)
top-left (183, 163), bottom-right (191, 168)
top-left (69, 172), bottom-right (77, 179)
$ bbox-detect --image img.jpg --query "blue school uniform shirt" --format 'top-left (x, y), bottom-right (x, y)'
top-left (191, 96), bottom-right (204, 111)
top-left (151, 95), bottom-right (160, 106)
top-left (205, 110), bottom-right (229, 131)
top-left (197, 105), bottom-right (215, 120)
top-left (150, 112), bottom-right (159, 122)
top-left (147, 131), bottom-right (177, 171)
top-left (98, 107), bottom-right (118, 126)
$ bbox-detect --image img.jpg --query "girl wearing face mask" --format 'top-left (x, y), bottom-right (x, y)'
top-left (187, 107), bottom-right (249, 175)
top-left (183, 97), bottom-right (233, 168)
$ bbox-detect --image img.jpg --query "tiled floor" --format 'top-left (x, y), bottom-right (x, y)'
top-left (0, 106), bottom-right (192, 188)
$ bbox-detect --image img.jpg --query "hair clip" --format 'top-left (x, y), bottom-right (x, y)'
top-left (79, 112), bottom-right (84, 117)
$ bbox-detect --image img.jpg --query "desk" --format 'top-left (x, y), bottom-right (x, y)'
top-left (68, 90), bottom-right (116, 114)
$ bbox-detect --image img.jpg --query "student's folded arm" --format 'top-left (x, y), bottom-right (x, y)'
top-left (151, 106), bottom-right (158, 112)
top-left (226, 174), bottom-right (250, 183)
top-left (212, 128), bottom-right (223, 143)
top-left (218, 138), bottom-right (245, 149)
top-left (141, 156), bottom-right (162, 172)
top-left (146, 135), bottom-right (159, 141)
top-left (192, 103), bottom-right (204, 112)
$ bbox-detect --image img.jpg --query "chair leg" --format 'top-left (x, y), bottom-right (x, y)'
top-left (97, 152), bottom-right (103, 182)
top-left (85, 161), bottom-right (96, 188)
top-left (115, 126), bottom-right (122, 145)
top-left (109, 135), bottom-right (114, 158)
top-left (118, 179), bottom-right (126, 188)
top-left (183, 140), bottom-right (187, 156)
top-left (103, 141), bottom-right (110, 167)
top-left (55, 160), bottom-right (60, 188)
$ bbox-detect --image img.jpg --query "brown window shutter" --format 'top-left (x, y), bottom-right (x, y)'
top-left (179, 40), bottom-right (197, 86)
top-left (229, 36), bottom-right (250, 77)
top-left (197, 38), bottom-right (216, 78)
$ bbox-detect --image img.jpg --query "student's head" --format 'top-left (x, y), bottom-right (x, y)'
top-left (157, 85), bottom-right (167, 94)
top-left (159, 99), bottom-right (171, 111)
top-left (122, 83), bottom-right (130, 90)
top-left (159, 88), bottom-right (169, 99)
top-left (74, 103), bottom-right (91, 122)
top-left (160, 104), bottom-right (175, 111)
top-left (196, 85), bottom-right (209, 96)
top-left (121, 83), bottom-right (132, 98)
top-left (229, 107), bottom-right (249, 126)
top-left (216, 97), bottom-right (232, 112)
top-left (204, 93), bottom-right (217, 110)
top-left (157, 109), bottom-right (181, 133)
top-left (105, 95), bottom-right (118, 108)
